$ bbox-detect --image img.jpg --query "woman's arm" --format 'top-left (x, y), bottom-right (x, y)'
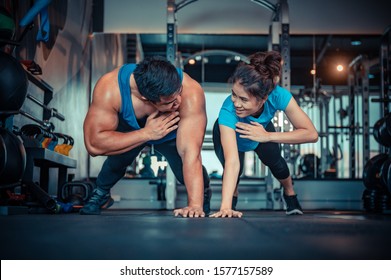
top-left (210, 125), bottom-right (243, 218)
top-left (235, 98), bottom-right (318, 144)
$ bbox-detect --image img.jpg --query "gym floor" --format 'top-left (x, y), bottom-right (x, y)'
top-left (1, 209), bottom-right (391, 260)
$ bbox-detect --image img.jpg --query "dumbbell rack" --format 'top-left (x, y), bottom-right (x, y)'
top-left (20, 70), bottom-right (77, 200)
top-left (0, 68), bottom-right (77, 215)
top-left (22, 147), bottom-right (76, 198)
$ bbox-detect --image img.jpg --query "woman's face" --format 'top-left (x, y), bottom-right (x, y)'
top-left (231, 82), bottom-right (265, 118)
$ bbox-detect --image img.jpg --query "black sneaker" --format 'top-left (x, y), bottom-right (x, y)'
top-left (203, 187), bottom-right (212, 216)
top-left (232, 196), bottom-right (238, 210)
top-left (283, 194), bottom-right (303, 215)
top-left (79, 188), bottom-right (114, 215)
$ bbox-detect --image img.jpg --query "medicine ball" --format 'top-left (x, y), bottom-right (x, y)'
top-left (0, 128), bottom-right (26, 185)
top-left (0, 52), bottom-right (28, 111)
top-left (373, 114), bottom-right (391, 147)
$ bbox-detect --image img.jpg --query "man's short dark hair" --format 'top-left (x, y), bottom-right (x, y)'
top-left (133, 56), bottom-right (182, 102)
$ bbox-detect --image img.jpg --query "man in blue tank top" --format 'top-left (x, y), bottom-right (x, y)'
top-left (81, 56), bottom-right (211, 217)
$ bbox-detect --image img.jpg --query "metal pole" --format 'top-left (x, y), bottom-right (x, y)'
top-left (165, 0), bottom-right (178, 209)
top-left (361, 57), bottom-right (370, 175)
top-left (380, 25), bottom-right (390, 156)
top-left (166, 0), bottom-right (177, 65)
top-left (380, 26), bottom-right (391, 115)
top-left (253, 0), bottom-right (291, 208)
top-left (348, 59), bottom-right (357, 179)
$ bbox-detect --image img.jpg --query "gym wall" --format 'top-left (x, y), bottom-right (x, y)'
top-left (4, 1), bottom-right (94, 193)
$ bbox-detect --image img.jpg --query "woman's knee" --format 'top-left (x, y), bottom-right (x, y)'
top-left (269, 157), bottom-right (290, 179)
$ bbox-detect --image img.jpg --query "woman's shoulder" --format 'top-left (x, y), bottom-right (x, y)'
top-left (272, 85), bottom-right (290, 95)
top-left (222, 94), bottom-right (232, 103)
top-left (269, 85), bottom-right (292, 100)
top-left (268, 85), bottom-right (292, 110)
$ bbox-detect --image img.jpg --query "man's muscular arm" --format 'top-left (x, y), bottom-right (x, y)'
top-left (173, 75), bottom-right (207, 218)
top-left (83, 73), bottom-right (180, 156)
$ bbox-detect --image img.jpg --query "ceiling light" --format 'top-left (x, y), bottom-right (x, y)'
top-left (336, 64), bottom-right (344, 72)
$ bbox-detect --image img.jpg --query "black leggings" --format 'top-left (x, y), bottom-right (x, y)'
top-left (212, 119), bottom-right (290, 184)
top-left (96, 117), bottom-right (210, 192)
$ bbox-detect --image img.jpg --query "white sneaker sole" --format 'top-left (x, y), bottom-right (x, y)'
top-left (286, 209), bottom-right (304, 215)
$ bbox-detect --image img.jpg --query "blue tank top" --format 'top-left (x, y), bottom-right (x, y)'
top-left (118, 64), bottom-right (183, 144)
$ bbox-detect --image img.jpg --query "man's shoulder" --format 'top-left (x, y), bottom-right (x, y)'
top-left (96, 70), bottom-right (119, 88)
top-left (99, 66), bottom-right (121, 81)
top-left (182, 72), bottom-right (201, 86)
top-left (93, 68), bottom-right (122, 101)
top-left (181, 73), bottom-right (203, 96)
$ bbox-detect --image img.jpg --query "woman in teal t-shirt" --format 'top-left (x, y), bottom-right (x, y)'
top-left (211, 51), bottom-right (318, 218)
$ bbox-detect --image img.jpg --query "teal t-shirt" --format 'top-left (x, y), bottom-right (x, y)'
top-left (218, 85), bottom-right (292, 152)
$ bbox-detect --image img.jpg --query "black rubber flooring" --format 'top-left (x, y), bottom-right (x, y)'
top-left (1, 210), bottom-right (391, 260)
